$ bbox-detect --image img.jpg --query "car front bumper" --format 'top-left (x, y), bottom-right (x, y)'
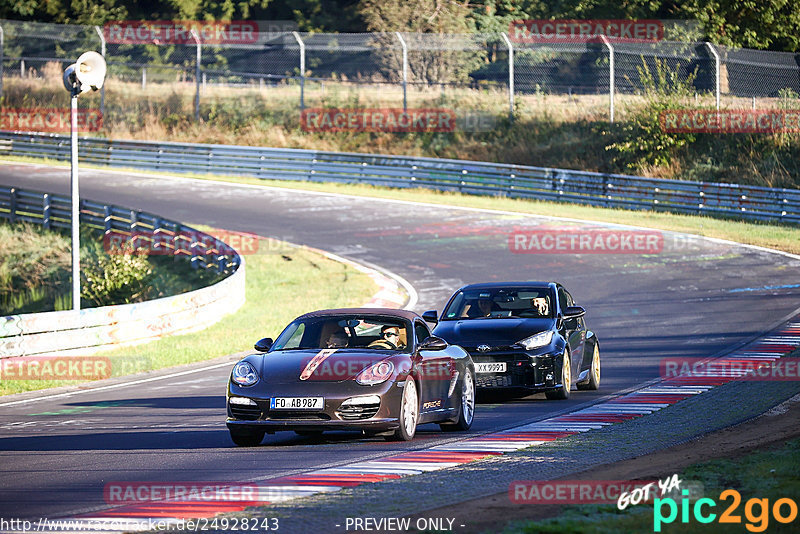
top-left (471, 350), bottom-right (562, 390)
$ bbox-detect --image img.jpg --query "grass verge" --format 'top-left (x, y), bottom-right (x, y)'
top-left (499, 438), bottom-right (800, 534)
top-left (2, 155), bottom-right (799, 255)
top-left (0, 236), bottom-right (379, 396)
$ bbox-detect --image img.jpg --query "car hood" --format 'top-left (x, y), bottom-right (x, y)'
top-left (255, 348), bottom-right (399, 385)
top-left (433, 318), bottom-right (554, 347)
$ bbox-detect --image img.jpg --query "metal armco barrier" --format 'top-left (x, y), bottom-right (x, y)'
top-left (0, 186), bottom-right (245, 358)
top-left (2, 131), bottom-right (799, 224)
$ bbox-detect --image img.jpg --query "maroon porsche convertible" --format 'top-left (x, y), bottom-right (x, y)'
top-left (226, 308), bottom-right (476, 445)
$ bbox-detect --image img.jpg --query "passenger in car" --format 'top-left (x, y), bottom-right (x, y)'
top-left (531, 297), bottom-right (549, 316)
top-left (325, 330), bottom-right (349, 348)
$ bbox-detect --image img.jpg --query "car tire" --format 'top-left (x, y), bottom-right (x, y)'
top-left (440, 367), bottom-right (475, 431)
top-left (387, 378), bottom-right (419, 441)
top-left (577, 343), bottom-right (600, 391)
top-left (545, 350), bottom-right (571, 400)
top-left (229, 429), bottom-right (265, 447)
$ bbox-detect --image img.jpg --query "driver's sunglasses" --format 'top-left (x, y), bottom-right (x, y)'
top-left (386, 332), bottom-right (399, 337)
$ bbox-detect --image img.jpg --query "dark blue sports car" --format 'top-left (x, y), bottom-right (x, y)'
top-left (423, 282), bottom-right (600, 400)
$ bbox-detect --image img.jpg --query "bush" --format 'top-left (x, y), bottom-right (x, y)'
top-left (0, 222), bottom-right (225, 314)
top-left (79, 239), bottom-right (154, 307)
top-left (605, 58), bottom-right (699, 170)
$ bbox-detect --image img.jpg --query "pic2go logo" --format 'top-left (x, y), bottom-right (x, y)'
top-left (653, 489), bottom-right (798, 532)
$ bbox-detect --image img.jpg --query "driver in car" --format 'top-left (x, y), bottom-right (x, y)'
top-left (368, 325), bottom-right (403, 349)
top-left (466, 297), bottom-right (494, 318)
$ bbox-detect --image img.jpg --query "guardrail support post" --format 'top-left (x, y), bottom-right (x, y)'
top-left (292, 31), bottom-right (305, 111)
top-left (191, 29), bottom-right (201, 121)
top-left (94, 26), bottom-right (106, 119)
top-left (104, 205), bottom-right (112, 233)
top-left (501, 33), bottom-right (514, 120)
top-left (395, 32), bottom-right (408, 112)
top-left (9, 187), bottom-right (16, 223)
top-left (42, 194), bottom-right (51, 229)
top-left (600, 36), bottom-right (614, 124)
top-left (705, 42), bottom-right (720, 110)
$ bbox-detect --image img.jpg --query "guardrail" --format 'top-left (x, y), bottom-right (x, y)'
top-left (1, 131), bottom-right (799, 224)
top-left (0, 186), bottom-right (245, 358)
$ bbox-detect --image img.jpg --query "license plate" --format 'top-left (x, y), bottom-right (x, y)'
top-left (270, 397), bottom-right (324, 410)
top-left (475, 362), bottom-right (506, 374)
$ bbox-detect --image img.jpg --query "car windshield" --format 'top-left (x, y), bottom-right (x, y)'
top-left (271, 315), bottom-right (410, 351)
top-left (441, 288), bottom-right (552, 320)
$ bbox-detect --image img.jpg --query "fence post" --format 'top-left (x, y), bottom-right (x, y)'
top-left (395, 32), bottom-right (408, 112)
top-left (191, 29), bottom-right (201, 121)
top-left (20, 58), bottom-right (24, 78)
top-left (705, 42), bottom-right (720, 110)
top-left (142, 67), bottom-right (146, 89)
top-left (94, 26), bottom-right (106, 119)
top-left (600, 36), bottom-right (614, 124)
top-left (292, 31), bottom-right (305, 111)
top-left (0, 24), bottom-right (4, 99)
top-left (500, 33), bottom-right (514, 120)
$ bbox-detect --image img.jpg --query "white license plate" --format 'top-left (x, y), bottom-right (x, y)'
top-left (475, 362), bottom-right (507, 374)
top-left (270, 397), bottom-right (324, 410)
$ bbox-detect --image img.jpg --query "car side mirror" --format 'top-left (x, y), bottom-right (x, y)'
top-left (422, 310), bottom-right (438, 324)
top-left (563, 306), bottom-right (585, 319)
top-left (418, 336), bottom-right (448, 351)
top-left (254, 337), bottom-right (273, 352)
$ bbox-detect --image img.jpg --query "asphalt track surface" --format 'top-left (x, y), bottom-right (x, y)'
top-left (1, 162), bottom-right (799, 522)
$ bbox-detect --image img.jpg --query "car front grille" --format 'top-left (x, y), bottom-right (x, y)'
top-left (229, 404), bottom-right (262, 420)
top-left (336, 402), bottom-right (381, 421)
top-left (466, 349), bottom-right (519, 361)
top-left (267, 411), bottom-right (331, 420)
top-left (475, 374), bottom-right (516, 388)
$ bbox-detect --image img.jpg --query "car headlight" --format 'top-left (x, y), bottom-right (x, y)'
top-left (355, 360), bottom-right (395, 386)
top-left (231, 361), bottom-right (259, 386)
top-left (517, 331), bottom-right (554, 350)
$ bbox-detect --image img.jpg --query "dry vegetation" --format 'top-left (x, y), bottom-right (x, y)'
top-left (4, 62), bottom-right (800, 189)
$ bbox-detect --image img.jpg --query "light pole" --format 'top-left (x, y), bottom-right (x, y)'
top-left (62, 51), bottom-right (106, 311)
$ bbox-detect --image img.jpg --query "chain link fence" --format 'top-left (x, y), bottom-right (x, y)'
top-left (0, 18), bottom-right (799, 125)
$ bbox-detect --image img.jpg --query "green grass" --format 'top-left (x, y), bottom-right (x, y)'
top-left (498, 438), bottom-right (800, 534)
top-left (0, 237), bottom-right (379, 396)
top-left (3, 155), bottom-right (798, 256)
